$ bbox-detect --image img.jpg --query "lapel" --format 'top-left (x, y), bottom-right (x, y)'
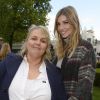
top-left (45, 60), bottom-right (57, 100)
top-left (6, 54), bottom-right (23, 89)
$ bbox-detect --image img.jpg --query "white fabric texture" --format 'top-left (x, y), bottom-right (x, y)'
top-left (8, 57), bottom-right (51, 100)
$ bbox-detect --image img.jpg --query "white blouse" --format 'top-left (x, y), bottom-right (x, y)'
top-left (8, 57), bottom-right (51, 100)
top-left (56, 58), bottom-right (63, 68)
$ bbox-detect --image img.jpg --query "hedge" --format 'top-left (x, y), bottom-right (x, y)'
top-left (94, 73), bottom-right (100, 87)
top-left (94, 68), bottom-right (100, 87)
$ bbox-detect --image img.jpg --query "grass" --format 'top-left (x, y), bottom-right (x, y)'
top-left (96, 68), bottom-right (100, 73)
top-left (93, 68), bottom-right (100, 100)
top-left (93, 86), bottom-right (100, 100)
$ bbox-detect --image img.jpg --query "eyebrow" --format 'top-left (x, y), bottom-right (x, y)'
top-left (31, 36), bottom-right (47, 39)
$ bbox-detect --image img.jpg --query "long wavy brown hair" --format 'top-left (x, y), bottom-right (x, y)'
top-left (54, 6), bottom-right (81, 59)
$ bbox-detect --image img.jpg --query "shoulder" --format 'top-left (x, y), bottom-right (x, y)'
top-left (74, 39), bottom-right (96, 61)
top-left (45, 60), bottom-right (57, 71)
top-left (79, 39), bottom-right (94, 50)
top-left (78, 39), bottom-right (96, 63)
top-left (45, 59), bottom-right (61, 74)
top-left (77, 39), bottom-right (94, 55)
top-left (7, 52), bottom-right (22, 59)
top-left (0, 52), bottom-right (22, 64)
top-left (0, 53), bottom-right (23, 75)
top-left (6, 52), bottom-right (19, 58)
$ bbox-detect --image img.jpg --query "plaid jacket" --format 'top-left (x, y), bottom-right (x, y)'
top-left (53, 39), bottom-right (96, 100)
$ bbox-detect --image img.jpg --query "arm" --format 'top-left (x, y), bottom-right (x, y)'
top-left (75, 46), bottom-right (96, 100)
top-left (0, 53), bottom-right (13, 79)
top-left (0, 60), bottom-right (7, 81)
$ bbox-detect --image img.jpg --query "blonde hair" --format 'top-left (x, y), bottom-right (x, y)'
top-left (0, 42), bottom-right (11, 60)
top-left (19, 24), bottom-right (51, 60)
top-left (54, 6), bottom-right (81, 59)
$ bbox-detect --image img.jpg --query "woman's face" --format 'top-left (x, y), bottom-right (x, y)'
top-left (26, 29), bottom-right (48, 59)
top-left (57, 15), bottom-right (73, 38)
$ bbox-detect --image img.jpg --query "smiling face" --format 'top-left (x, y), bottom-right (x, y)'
top-left (57, 15), bottom-right (73, 39)
top-left (26, 28), bottom-right (48, 59)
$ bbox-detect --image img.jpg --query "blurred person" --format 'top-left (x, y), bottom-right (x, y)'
top-left (53, 5), bottom-right (96, 100)
top-left (0, 37), bottom-right (4, 50)
top-left (0, 42), bottom-right (11, 61)
top-left (0, 25), bottom-right (67, 100)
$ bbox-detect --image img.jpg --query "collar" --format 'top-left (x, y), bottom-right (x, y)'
top-left (23, 55), bottom-right (46, 74)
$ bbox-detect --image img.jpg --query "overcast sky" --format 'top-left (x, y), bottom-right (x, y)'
top-left (47, 0), bottom-right (100, 40)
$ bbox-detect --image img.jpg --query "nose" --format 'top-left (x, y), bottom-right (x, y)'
top-left (58, 24), bottom-right (64, 31)
top-left (36, 39), bottom-right (41, 45)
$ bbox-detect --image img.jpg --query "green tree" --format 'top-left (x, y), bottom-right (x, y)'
top-left (0, 0), bottom-right (51, 49)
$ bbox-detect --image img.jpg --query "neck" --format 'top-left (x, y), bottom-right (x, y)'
top-left (26, 54), bottom-right (42, 69)
top-left (62, 36), bottom-right (70, 46)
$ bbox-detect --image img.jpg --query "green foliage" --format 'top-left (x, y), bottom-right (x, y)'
top-left (13, 29), bottom-right (27, 42)
top-left (0, 0), bottom-right (52, 48)
top-left (93, 69), bottom-right (100, 99)
top-left (96, 68), bottom-right (100, 73)
top-left (94, 73), bottom-right (100, 87)
top-left (96, 62), bottom-right (100, 68)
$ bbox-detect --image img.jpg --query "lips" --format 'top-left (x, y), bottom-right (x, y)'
top-left (61, 32), bottom-right (66, 34)
top-left (61, 32), bottom-right (66, 37)
top-left (34, 47), bottom-right (40, 49)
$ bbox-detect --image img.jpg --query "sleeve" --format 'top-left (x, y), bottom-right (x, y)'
top-left (75, 46), bottom-right (96, 100)
top-left (0, 53), bottom-right (12, 79)
top-left (0, 59), bottom-right (7, 80)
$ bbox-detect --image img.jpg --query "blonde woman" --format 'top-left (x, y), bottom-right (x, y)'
top-left (0, 25), bottom-right (67, 100)
top-left (0, 42), bottom-right (11, 60)
top-left (53, 6), bottom-right (96, 100)
top-left (0, 37), bottom-right (3, 50)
